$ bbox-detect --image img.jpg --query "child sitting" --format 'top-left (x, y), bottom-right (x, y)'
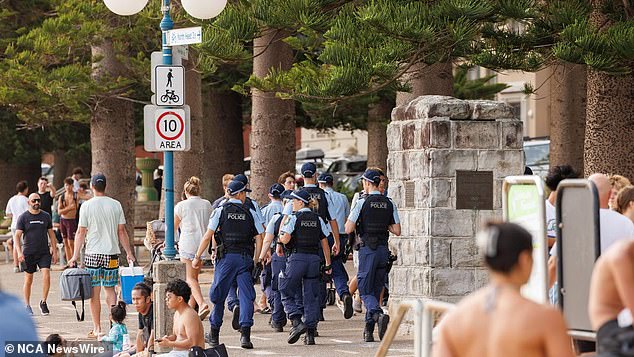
top-left (99, 301), bottom-right (129, 353)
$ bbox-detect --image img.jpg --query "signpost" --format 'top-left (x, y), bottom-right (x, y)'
top-left (143, 105), bottom-right (191, 152)
top-left (166, 26), bottom-right (203, 46)
top-left (502, 176), bottom-right (548, 304)
top-left (154, 65), bottom-right (184, 106)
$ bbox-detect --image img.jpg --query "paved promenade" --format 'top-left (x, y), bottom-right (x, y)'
top-left (0, 253), bottom-right (414, 356)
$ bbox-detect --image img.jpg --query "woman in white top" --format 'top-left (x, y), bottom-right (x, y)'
top-left (174, 176), bottom-right (212, 318)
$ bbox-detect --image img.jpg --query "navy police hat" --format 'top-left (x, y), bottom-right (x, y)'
top-left (317, 173), bottom-right (334, 184)
top-left (290, 190), bottom-right (311, 204)
top-left (361, 169), bottom-right (381, 185)
top-left (269, 183), bottom-right (285, 197)
top-left (280, 189), bottom-right (293, 200)
top-left (227, 180), bottom-right (251, 196)
top-left (301, 162), bottom-right (317, 178)
top-left (233, 174), bottom-right (249, 185)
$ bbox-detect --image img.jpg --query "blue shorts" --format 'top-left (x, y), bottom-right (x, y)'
top-left (85, 254), bottom-right (119, 287)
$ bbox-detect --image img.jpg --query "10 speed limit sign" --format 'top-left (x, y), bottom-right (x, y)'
top-left (144, 105), bottom-right (191, 152)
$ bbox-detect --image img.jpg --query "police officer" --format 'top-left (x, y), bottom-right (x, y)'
top-left (192, 180), bottom-right (264, 349)
top-left (284, 163), bottom-right (341, 319)
top-left (345, 169), bottom-right (401, 342)
top-left (317, 173), bottom-right (354, 318)
top-left (278, 190), bottom-right (332, 345)
top-left (258, 183), bottom-right (286, 316)
top-left (223, 174), bottom-right (266, 330)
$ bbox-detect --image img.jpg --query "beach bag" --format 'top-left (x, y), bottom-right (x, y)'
top-left (144, 219), bottom-right (166, 251)
top-left (60, 267), bottom-right (93, 321)
top-left (189, 345), bottom-right (228, 357)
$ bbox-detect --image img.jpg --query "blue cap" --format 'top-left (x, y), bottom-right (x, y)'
top-left (269, 183), bottom-right (285, 197)
top-left (233, 174), bottom-right (248, 185)
top-left (362, 169), bottom-right (381, 185)
top-left (317, 173), bottom-right (334, 184)
top-left (301, 162), bottom-right (317, 178)
top-left (91, 173), bottom-right (106, 186)
top-left (280, 189), bottom-right (293, 200)
top-left (227, 180), bottom-right (251, 195)
top-left (290, 190), bottom-right (311, 204)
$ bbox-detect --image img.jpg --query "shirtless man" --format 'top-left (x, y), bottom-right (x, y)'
top-left (589, 240), bottom-right (634, 356)
top-left (157, 279), bottom-right (204, 356)
top-left (58, 177), bottom-right (78, 266)
top-left (433, 222), bottom-right (574, 357)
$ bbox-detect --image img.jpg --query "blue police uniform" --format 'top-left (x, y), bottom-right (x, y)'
top-left (207, 198), bottom-right (264, 339)
top-left (322, 185), bottom-right (353, 314)
top-left (224, 196), bottom-right (265, 316)
top-left (266, 213), bottom-right (288, 329)
top-left (259, 199), bottom-right (284, 315)
top-left (279, 206), bottom-right (330, 345)
top-left (348, 189), bottom-right (400, 341)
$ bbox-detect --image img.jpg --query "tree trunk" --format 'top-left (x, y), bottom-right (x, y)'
top-left (584, 1), bottom-right (634, 179)
top-left (367, 96), bottom-right (393, 170)
top-left (91, 40), bottom-right (136, 243)
top-left (395, 61), bottom-right (454, 106)
top-left (174, 53), bottom-right (204, 201)
top-left (53, 149), bottom-right (68, 189)
top-left (0, 159), bottom-right (40, 211)
top-left (549, 62), bottom-right (586, 173)
top-left (201, 87), bottom-right (244, 200)
top-left (251, 28), bottom-right (295, 203)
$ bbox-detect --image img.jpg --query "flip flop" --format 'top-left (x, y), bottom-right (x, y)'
top-left (87, 330), bottom-right (98, 339)
top-left (198, 305), bottom-right (210, 321)
top-left (260, 307), bottom-right (271, 314)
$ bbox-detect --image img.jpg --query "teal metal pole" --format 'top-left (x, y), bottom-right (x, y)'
top-left (160, 0), bottom-right (176, 259)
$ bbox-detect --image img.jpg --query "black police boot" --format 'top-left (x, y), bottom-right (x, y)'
top-left (206, 327), bottom-right (220, 347)
top-left (304, 328), bottom-right (316, 345)
top-left (364, 322), bottom-right (375, 342)
top-left (240, 327), bottom-right (253, 349)
top-left (287, 318), bottom-right (307, 344)
top-left (232, 305), bottom-right (241, 331)
top-left (377, 313), bottom-right (390, 341)
top-left (342, 293), bottom-right (353, 319)
top-left (271, 320), bottom-right (284, 332)
top-left (319, 309), bottom-right (325, 321)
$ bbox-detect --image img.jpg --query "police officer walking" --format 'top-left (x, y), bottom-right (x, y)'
top-left (345, 169), bottom-right (401, 342)
top-left (278, 190), bottom-right (332, 345)
top-left (284, 163), bottom-right (343, 319)
top-left (192, 180), bottom-right (264, 349)
top-left (317, 173), bottom-right (353, 318)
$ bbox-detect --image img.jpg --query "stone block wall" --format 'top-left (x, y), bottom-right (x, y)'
top-left (387, 96), bottom-right (524, 322)
top-left (134, 201), bottom-right (160, 227)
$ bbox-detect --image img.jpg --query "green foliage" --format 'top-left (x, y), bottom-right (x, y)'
top-left (453, 66), bottom-right (510, 100)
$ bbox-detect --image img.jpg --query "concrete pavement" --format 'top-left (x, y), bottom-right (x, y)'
top-left (0, 253), bottom-right (415, 357)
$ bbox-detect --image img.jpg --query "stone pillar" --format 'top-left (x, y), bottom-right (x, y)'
top-left (136, 158), bottom-right (160, 202)
top-left (153, 260), bottom-right (186, 353)
top-left (387, 96), bottom-right (523, 326)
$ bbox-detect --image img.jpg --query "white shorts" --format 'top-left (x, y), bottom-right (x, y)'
top-left (158, 349), bottom-right (189, 356)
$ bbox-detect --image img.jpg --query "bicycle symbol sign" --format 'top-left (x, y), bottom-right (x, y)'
top-left (155, 110), bottom-right (186, 150)
top-left (155, 65), bottom-right (184, 106)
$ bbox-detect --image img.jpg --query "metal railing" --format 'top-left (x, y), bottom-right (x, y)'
top-left (375, 299), bottom-right (455, 357)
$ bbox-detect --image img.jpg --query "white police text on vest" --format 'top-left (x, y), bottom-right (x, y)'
top-left (301, 221), bottom-right (318, 227)
top-left (228, 213), bottom-right (246, 220)
top-left (370, 202), bottom-right (388, 209)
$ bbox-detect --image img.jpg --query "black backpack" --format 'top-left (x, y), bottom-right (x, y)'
top-left (189, 345), bottom-right (228, 357)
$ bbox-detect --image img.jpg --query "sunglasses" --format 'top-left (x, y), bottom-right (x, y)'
top-left (30, 199), bottom-right (41, 203)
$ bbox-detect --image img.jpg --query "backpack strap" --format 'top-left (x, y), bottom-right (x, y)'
top-left (71, 275), bottom-right (86, 321)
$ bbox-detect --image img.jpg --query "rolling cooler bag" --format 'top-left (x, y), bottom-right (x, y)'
top-left (60, 267), bottom-right (93, 321)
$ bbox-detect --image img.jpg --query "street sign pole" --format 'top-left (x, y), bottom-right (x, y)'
top-left (160, 0), bottom-right (176, 260)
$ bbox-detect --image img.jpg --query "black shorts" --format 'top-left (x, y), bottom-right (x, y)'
top-left (22, 253), bottom-right (52, 273)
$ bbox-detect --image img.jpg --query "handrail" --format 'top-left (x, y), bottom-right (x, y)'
top-left (375, 299), bottom-right (455, 357)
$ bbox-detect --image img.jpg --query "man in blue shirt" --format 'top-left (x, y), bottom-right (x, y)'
top-left (259, 183), bottom-right (286, 313)
top-left (345, 169), bottom-right (401, 342)
top-left (192, 180), bottom-right (264, 350)
top-left (318, 173), bottom-right (354, 319)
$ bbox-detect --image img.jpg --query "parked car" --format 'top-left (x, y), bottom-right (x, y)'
top-left (325, 157), bottom-right (367, 187)
top-left (41, 163), bottom-right (54, 182)
top-left (523, 138), bottom-right (550, 177)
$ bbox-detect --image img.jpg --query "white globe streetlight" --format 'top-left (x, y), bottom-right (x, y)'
top-left (181, 0), bottom-right (227, 19)
top-left (103, 0), bottom-right (149, 16)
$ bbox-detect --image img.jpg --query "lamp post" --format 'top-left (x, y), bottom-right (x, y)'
top-left (103, 0), bottom-right (227, 260)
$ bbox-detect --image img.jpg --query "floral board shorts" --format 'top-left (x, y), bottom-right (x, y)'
top-left (84, 254), bottom-right (119, 287)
